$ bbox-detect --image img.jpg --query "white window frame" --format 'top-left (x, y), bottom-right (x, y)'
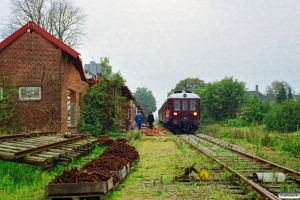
top-left (190, 100), bottom-right (196, 110)
top-left (0, 87), bottom-right (3, 100)
top-left (19, 87), bottom-right (42, 101)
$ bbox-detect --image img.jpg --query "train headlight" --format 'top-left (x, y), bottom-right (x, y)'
top-left (193, 112), bottom-right (197, 116)
top-left (174, 112), bottom-right (178, 116)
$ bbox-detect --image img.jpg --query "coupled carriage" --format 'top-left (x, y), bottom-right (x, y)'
top-left (158, 90), bottom-right (200, 134)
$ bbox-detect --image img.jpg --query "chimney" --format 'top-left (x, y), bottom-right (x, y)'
top-left (256, 85), bottom-right (258, 92)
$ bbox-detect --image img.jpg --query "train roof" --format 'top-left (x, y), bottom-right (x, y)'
top-left (167, 90), bottom-right (200, 99)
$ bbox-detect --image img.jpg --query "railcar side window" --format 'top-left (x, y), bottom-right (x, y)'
top-left (190, 100), bottom-right (196, 110)
top-left (174, 100), bottom-right (180, 110)
top-left (183, 100), bottom-right (188, 111)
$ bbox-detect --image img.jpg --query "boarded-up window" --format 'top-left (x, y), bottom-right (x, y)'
top-left (128, 109), bottom-right (132, 120)
top-left (68, 89), bottom-right (77, 127)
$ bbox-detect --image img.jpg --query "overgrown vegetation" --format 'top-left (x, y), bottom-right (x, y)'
top-left (80, 58), bottom-right (127, 137)
top-left (0, 76), bottom-right (18, 134)
top-left (202, 124), bottom-right (300, 158)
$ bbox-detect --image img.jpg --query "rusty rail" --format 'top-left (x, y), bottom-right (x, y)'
top-left (195, 133), bottom-right (300, 181)
top-left (0, 131), bottom-right (57, 142)
top-left (178, 135), bottom-right (280, 200)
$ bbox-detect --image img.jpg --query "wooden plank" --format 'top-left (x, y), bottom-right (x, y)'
top-left (45, 178), bottom-right (113, 196)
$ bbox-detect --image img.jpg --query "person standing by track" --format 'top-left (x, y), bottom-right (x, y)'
top-left (135, 110), bottom-right (143, 130)
top-left (147, 111), bottom-right (154, 129)
top-left (166, 108), bottom-right (170, 127)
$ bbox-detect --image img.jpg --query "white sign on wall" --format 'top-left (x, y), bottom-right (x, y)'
top-left (19, 87), bottom-right (42, 101)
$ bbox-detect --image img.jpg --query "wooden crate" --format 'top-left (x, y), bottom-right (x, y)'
top-left (45, 178), bottom-right (113, 197)
top-left (111, 165), bottom-right (127, 181)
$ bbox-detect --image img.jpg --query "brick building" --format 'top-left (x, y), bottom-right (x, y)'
top-left (0, 21), bottom-right (88, 133)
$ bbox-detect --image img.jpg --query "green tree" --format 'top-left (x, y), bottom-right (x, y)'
top-left (134, 87), bottom-right (157, 114)
top-left (287, 87), bottom-right (293, 100)
top-left (243, 95), bottom-right (270, 125)
top-left (168, 77), bottom-right (205, 96)
top-left (80, 58), bottom-right (127, 137)
top-left (265, 80), bottom-right (291, 104)
top-left (275, 85), bottom-right (287, 104)
top-left (197, 77), bottom-right (246, 123)
top-left (264, 99), bottom-right (300, 132)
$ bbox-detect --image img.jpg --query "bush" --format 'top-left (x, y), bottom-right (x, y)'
top-left (264, 100), bottom-right (300, 132)
top-left (282, 140), bottom-right (300, 157)
top-left (222, 119), bottom-right (248, 127)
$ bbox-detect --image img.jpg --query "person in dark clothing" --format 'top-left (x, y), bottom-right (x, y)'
top-left (147, 111), bottom-right (154, 129)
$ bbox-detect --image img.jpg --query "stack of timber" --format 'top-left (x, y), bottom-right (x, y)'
top-left (0, 132), bottom-right (98, 169)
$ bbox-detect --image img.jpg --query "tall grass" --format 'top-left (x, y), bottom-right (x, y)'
top-left (202, 124), bottom-right (300, 156)
top-left (0, 145), bottom-right (107, 200)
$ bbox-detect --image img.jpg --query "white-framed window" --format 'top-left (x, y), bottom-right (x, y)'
top-left (67, 89), bottom-right (77, 127)
top-left (174, 100), bottom-right (180, 110)
top-left (19, 87), bottom-right (41, 101)
top-left (183, 100), bottom-right (188, 111)
top-left (0, 87), bottom-right (3, 100)
top-left (190, 100), bottom-right (196, 110)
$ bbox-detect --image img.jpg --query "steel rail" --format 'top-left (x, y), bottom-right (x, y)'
top-left (180, 135), bottom-right (280, 200)
top-left (14, 136), bottom-right (84, 158)
top-left (195, 134), bottom-right (300, 181)
top-left (0, 131), bottom-right (57, 141)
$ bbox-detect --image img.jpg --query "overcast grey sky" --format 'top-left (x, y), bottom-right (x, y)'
top-left (1, 0), bottom-right (299, 116)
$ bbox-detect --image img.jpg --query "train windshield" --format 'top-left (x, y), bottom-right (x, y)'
top-left (174, 100), bottom-right (180, 110)
top-left (190, 100), bottom-right (196, 110)
top-left (183, 100), bottom-right (188, 111)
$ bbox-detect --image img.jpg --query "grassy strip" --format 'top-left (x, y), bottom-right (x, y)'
top-left (110, 133), bottom-right (240, 200)
top-left (0, 145), bottom-right (106, 200)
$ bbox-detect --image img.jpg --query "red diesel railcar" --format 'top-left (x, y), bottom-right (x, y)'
top-left (158, 90), bottom-right (200, 134)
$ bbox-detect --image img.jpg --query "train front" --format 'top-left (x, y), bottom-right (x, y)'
top-left (169, 91), bottom-right (200, 134)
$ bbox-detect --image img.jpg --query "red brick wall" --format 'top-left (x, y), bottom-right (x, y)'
top-left (0, 31), bottom-right (87, 133)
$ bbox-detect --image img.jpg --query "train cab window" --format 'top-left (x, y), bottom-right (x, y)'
top-left (174, 100), bottom-right (180, 110)
top-left (190, 100), bottom-right (196, 110)
top-left (182, 100), bottom-right (188, 111)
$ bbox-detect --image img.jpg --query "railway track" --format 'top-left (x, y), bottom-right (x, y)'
top-left (176, 133), bottom-right (300, 200)
top-left (0, 132), bottom-right (98, 169)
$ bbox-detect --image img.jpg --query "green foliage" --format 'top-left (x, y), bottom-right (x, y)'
top-left (80, 58), bottom-right (127, 137)
top-left (127, 131), bottom-right (142, 141)
top-left (134, 87), bottom-right (157, 114)
top-left (0, 76), bottom-right (18, 133)
top-left (243, 95), bottom-right (270, 125)
top-left (0, 161), bottom-right (43, 190)
top-left (197, 77), bottom-right (247, 123)
top-left (264, 100), bottom-right (300, 132)
top-left (275, 84), bottom-right (287, 104)
top-left (282, 140), bottom-right (300, 157)
top-left (266, 80), bottom-right (291, 104)
top-left (222, 119), bottom-right (248, 127)
top-left (287, 87), bottom-right (293, 100)
top-left (168, 77), bottom-right (205, 96)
